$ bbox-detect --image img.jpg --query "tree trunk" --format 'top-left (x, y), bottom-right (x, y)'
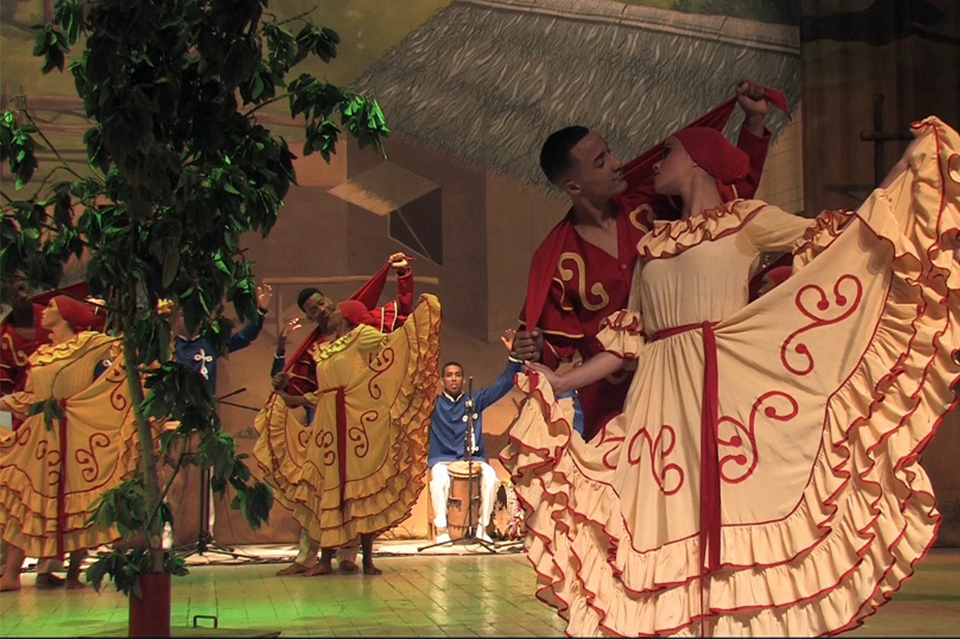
top-left (122, 333), bottom-right (165, 573)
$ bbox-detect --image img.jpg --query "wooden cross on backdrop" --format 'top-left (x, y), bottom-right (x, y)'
top-left (859, 92), bottom-right (914, 186)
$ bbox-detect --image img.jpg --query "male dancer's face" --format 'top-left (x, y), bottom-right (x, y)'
top-left (4, 282), bottom-right (34, 327)
top-left (302, 292), bottom-right (335, 326)
top-left (564, 131), bottom-right (627, 203)
top-left (442, 364), bottom-right (464, 396)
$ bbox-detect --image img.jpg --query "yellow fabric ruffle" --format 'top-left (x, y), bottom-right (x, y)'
top-left (254, 294), bottom-right (442, 548)
top-left (501, 116), bottom-right (960, 636)
top-left (29, 331), bottom-right (119, 367)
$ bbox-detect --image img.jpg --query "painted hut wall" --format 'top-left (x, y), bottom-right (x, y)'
top-left (754, 106), bottom-right (805, 214)
top-left (485, 173), bottom-right (566, 345)
top-left (342, 135), bottom-right (489, 342)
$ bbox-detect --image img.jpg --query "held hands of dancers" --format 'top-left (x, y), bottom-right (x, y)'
top-left (388, 251), bottom-right (411, 274)
top-left (510, 327), bottom-right (543, 362)
top-left (272, 371), bottom-right (290, 390)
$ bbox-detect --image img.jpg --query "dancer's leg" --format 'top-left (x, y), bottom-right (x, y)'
top-left (0, 545), bottom-right (25, 591)
top-left (303, 547), bottom-right (335, 576)
top-left (277, 529), bottom-right (317, 575)
top-left (361, 534), bottom-right (381, 575)
top-left (65, 550), bottom-right (87, 589)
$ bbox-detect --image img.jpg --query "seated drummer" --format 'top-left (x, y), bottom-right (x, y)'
top-left (428, 331), bottom-right (522, 543)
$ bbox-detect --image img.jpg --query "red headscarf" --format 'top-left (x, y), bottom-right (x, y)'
top-left (337, 300), bottom-right (373, 327)
top-left (523, 88), bottom-right (789, 331)
top-left (671, 127), bottom-right (749, 186)
top-left (50, 296), bottom-right (101, 332)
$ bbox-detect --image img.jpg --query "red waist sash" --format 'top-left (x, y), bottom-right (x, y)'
top-left (649, 321), bottom-right (722, 576)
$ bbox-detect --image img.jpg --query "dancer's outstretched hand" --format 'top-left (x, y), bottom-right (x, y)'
top-left (736, 79), bottom-right (768, 136)
top-left (257, 283), bottom-right (273, 312)
top-left (500, 328), bottom-right (516, 352)
top-left (277, 317), bottom-right (302, 350)
top-left (735, 79), bottom-right (768, 117)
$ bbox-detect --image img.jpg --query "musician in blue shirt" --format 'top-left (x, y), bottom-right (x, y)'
top-left (428, 332), bottom-right (522, 543)
top-left (167, 283), bottom-right (272, 540)
top-left (172, 284), bottom-right (273, 389)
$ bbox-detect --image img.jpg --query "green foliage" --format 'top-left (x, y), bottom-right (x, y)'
top-left (27, 398), bottom-right (65, 432)
top-left (86, 547), bottom-right (189, 597)
top-left (0, 111), bottom-right (41, 191)
top-left (89, 475), bottom-right (155, 540)
top-left (3, 0), bottom-right (389, 593)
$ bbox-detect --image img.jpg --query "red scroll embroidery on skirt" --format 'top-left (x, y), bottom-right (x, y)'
top-left (781, 274), bottom-right (863, 376)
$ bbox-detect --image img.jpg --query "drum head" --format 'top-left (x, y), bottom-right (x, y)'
top-left (448, 459), bottom-right (482, 478)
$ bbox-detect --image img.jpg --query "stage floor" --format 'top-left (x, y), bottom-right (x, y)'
top-left (2, 545), bottom-right (959, 637)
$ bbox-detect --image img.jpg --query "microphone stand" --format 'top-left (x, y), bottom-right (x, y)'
top-left (173, 387), bottom-right (257, 562)
top-left (418, 376), bottom-right (497, 554)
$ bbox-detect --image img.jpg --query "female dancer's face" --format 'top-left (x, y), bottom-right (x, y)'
top-left (40, 300), bottom-right (63, 330)
top-left (653, 137), bottom-right (696, 196)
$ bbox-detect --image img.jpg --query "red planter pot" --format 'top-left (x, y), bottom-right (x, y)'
top-left (128, 572), bottom-right (171, 637)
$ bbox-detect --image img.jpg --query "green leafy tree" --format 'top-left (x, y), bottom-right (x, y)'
top-left (0, 0), bottom-right (389, 589)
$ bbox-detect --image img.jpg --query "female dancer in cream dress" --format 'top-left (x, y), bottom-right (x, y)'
top-left (507, 117), bottom-right (960, 635)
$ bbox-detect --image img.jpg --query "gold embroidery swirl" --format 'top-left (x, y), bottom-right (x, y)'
top-left (551, 278), bottom-right (575, 312)
top-left (558, 252), bottom-right (609, 312)
top-left (629, 204), bottom-right (653, 231)
top-left (1, 333), bottom-right (30, 367)
top-left (311, 329), bottom-right (361, 364)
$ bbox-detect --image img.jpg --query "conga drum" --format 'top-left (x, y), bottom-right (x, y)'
top-left (446, 460), bottom-right (482, 540)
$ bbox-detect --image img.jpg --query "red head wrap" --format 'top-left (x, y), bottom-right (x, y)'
top-left (51, 296), bottom-right (101, 332)
top-left (672, 127), bottom-right (749, 186)
top-left (337, 300), bottom-right (371, 327)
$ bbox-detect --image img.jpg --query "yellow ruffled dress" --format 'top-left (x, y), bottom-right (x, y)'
top-left (255, 294), bottom-right (441, 548)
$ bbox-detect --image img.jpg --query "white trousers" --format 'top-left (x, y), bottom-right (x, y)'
top-left (295, 529), bottom-right (359, 565)
top-left (430, 461), bottom-right (498, 530)
top-left (157, 484), bottom-right (214, 550)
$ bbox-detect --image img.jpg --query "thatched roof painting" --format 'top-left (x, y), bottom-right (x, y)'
top-left (354, 0), bottom-right (801, 191)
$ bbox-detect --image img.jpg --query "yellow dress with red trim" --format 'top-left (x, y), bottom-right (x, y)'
top-left (500, 116), bottom-right (960, 636)
top-left (254, 294), bottom-right (441, 547)
top-left (0, 331), bottom-right (144, 558)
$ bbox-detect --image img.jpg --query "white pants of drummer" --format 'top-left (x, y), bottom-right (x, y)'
top-left (430, 461), bottom-right (498, 530)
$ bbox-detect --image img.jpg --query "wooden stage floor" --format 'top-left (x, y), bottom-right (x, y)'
top-left (2, 545), bottom-right (958, 637)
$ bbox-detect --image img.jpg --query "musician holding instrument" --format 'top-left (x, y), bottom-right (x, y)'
top-left (427, 331), bottom-right (523, 543)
